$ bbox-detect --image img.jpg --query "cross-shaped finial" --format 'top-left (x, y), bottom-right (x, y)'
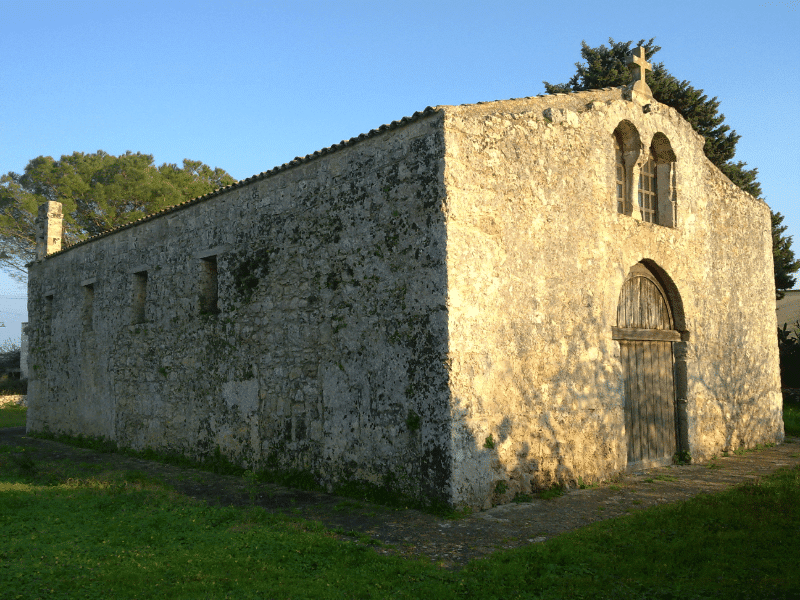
top-left (626, 46), bottom-right (653, 99)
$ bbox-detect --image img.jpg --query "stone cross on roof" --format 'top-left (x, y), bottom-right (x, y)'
top-left (626, 45), bottom-right (653, 103)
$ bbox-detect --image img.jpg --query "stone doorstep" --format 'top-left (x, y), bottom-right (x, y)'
top-left (0, 395), bottom-right (27, 408)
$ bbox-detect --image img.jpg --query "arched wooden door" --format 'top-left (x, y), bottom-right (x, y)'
top-left (612, 264), bottom-right (680, 468)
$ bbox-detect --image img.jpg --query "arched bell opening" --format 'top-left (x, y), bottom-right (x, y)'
top-left (648, 133), bottom-right (678, 227)
top-left (613, 120), bottom-right (641, 217)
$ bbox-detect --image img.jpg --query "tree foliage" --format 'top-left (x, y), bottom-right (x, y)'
top-left (545, 39), bottom-right (798, 296)
top-left (0, 337), bottom-right (20, 353)
top-left (778, 322), bottom-right (800, 388)
top-left (0, 151), bottom-right (235, 279)
top-left (774, 212), bottom-right (800, 297)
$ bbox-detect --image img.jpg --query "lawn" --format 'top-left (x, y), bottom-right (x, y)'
top-left (0, 403), bottom-right (26, 428)
top-left (784, 397), bottom-right (800, 436)
top-left (1, 403), bottom-right (799, 599)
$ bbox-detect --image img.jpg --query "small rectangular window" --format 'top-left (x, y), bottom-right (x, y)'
top-left (132, 271), bottom-right (148, 324)
top-left (83, 283), bottom-right (94, 331)
top-left (199, 256), bottom-right (219, 314)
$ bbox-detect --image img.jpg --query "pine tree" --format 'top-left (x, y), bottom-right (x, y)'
top-left (0, 151), bottom-right (235, 280)
top-left (773, 212), bottom-right (800, 298)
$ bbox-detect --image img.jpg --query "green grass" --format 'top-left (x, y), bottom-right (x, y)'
top-left (1, 444), bottom-right (798, 599)
top-left (538, 486), bottom-right (564, 500)
top-left (784, 400), bottom-right (800, 437)
top-left (2, 399), bottom-right (800, 598)
top-left (0, 404), bottom-right (26, 428)
top-left (27, 428), bottom-right (468, 518)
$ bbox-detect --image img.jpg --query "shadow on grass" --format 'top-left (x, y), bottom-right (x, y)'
top-left (0, 405), bottom-right (26, 428)
top-left (1, 438), bottom-right (798, 599)
top-left (783, 393), bottom-right (800, 437)
top-left (27, 428), bottom-right (465, 518)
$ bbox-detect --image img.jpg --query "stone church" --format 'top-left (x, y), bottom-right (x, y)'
top-left (27, 49), bottom-right (783, 508)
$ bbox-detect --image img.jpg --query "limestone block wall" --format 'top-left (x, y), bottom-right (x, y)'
top-left (441, 90), bottom-right (782, 507)
top-left (27, 111), bottom-right (455, 502)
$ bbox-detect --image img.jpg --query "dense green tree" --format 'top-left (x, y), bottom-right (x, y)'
top-left (0, 151), bottom-right (235, 280)
top-left (773, 212), bottom-right (800, 298)
top-left (545, 38), bottom-right (798, 296)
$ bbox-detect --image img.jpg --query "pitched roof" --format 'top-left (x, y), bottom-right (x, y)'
top-left (42, 87), bottom-right (626, 259)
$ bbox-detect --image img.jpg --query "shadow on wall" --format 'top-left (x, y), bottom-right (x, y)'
top-left (691, 325), bottom-right (783, 454)
top-left (454, 311), bottom-right (625, 506)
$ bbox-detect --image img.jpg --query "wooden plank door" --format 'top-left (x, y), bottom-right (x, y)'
top-left (613, 265), bottom-right (678, 468)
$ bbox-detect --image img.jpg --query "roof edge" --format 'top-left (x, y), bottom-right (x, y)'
top-left (41, 105), bottom-right (445, 260)
top-left (38, 85), bottom-right (698, 262)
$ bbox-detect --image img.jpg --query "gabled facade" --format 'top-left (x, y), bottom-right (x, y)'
top-left (27, 85), bottom-right (783, 508)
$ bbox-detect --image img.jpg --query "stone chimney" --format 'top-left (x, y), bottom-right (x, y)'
top-left (35, 201), bottom-right (63, 260)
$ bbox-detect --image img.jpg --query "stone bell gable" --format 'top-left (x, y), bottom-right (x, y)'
top-left (26, 78), bottom-right (782, 508)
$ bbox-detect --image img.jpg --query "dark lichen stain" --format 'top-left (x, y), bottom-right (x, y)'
top-left (231, 247), bottom-right (271, 302)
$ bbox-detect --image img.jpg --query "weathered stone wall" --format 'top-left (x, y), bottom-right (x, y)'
top-left (26, 88), bottom-right (782, 509)
top-left (20, 323), bottom-right (29, 380)
top-left (441, 89), bottom-right (782, 507)
top-left (27, 112), bottom-right (455, 502)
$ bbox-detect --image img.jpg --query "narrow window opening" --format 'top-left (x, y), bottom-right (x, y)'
top-left (132, 271), bottom-right (148, 324)
top-left (615, 136), bottom-right (625, 214)
top-left (83, 284), bottom-right (94, 331)
top-left (615, 127), bottom-right (676, 228)
top-left (612, 121), bottom-right (640, 217)
top-left (650, 132), bottom-right (677, 228)
top-left (199, 256), bottom-right (219, 315)
top-left (638, 155), bottom-right (657, 223)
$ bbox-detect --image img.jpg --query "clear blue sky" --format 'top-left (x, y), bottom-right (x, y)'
top-left (1, 0), bottom-right (798, 341)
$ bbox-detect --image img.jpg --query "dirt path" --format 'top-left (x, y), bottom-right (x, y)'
top-left (2, 426), bottom-right (799, 569)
